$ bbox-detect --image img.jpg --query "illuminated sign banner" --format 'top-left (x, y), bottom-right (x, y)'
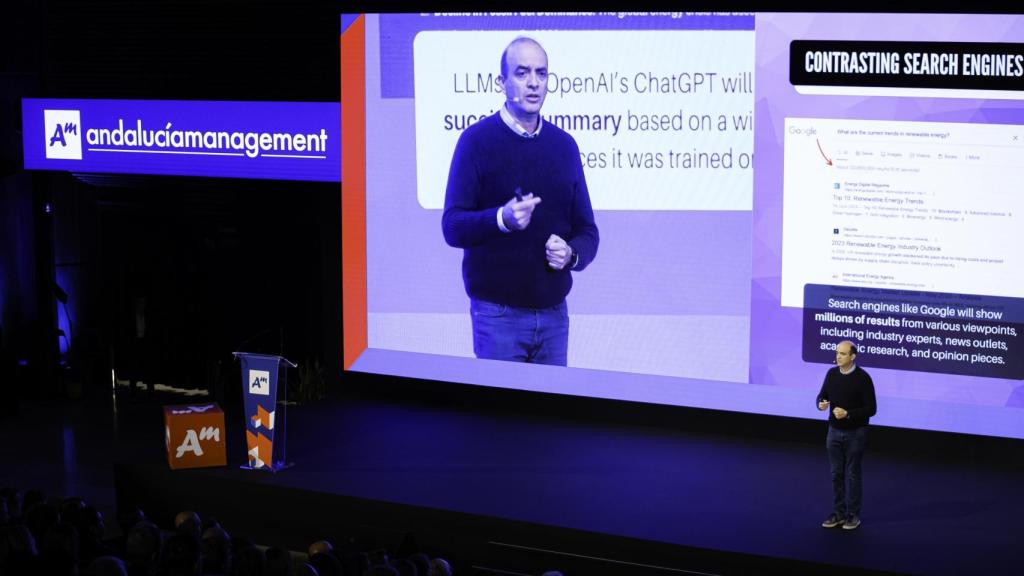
top-left (22, 99), bottom-right (340, 182)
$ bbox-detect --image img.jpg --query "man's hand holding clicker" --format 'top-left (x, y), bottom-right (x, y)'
top-left (546, 234), bottom-right (573, 270)
top-left (832, 406), bottom-right (848, 419)
top-left (501, 193), bottom-right (542, 231)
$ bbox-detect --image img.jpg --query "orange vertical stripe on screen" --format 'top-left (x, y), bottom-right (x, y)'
top-left (341, 16), bottom-right (367, 371)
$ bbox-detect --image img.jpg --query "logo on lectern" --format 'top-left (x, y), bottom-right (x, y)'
top-left (248, 369), bottom-right (270, 396)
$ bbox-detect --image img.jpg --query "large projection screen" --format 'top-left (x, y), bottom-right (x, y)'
top-left (341, 12), bottom-right (1024, 440)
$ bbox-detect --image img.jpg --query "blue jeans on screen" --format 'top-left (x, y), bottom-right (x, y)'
top-left (470, 298), bottom-right (569, 366)
top-left (827, 425), bottom-right (868, 518)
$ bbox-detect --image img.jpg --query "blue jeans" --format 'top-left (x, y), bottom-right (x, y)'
top-left (827, 425), bottom-right (868, 518)
top-left (470, 298), bottom-right (569, 366)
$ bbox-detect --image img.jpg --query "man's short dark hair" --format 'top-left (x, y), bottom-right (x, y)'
top-left (848, 343), bottom-right (858, 354)
top-left (499, 36), bottom-right (546, 78)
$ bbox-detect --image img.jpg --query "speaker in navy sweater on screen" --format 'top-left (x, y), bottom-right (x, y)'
top-left (442, 111), bottom-right (600, 309)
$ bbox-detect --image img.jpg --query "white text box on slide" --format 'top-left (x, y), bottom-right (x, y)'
top-left (414, 30), bottom-right (754, 211)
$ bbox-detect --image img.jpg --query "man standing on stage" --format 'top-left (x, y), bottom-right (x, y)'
top-left (442, 36), bottom-right (599, 366)
top-left (817, 340), bottom-right (877, 530)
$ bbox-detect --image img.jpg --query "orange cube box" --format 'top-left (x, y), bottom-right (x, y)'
top-left (163, 403), bottom-right (226, 470)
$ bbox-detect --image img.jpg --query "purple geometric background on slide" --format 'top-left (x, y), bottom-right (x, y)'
top-left (750, 13), bottom-right (1024, 410)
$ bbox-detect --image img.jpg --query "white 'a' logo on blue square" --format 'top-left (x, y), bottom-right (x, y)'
top-left (44, 110), bottom-right (82, 160)
top-left (248, 370), bottom-right (270, 396)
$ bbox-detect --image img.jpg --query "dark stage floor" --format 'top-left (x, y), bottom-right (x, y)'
top-left (6, 384), bottom-right (1024, 575)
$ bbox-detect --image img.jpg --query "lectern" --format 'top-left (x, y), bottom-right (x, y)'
top-left (233, 352), bottom-right (296, 472)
